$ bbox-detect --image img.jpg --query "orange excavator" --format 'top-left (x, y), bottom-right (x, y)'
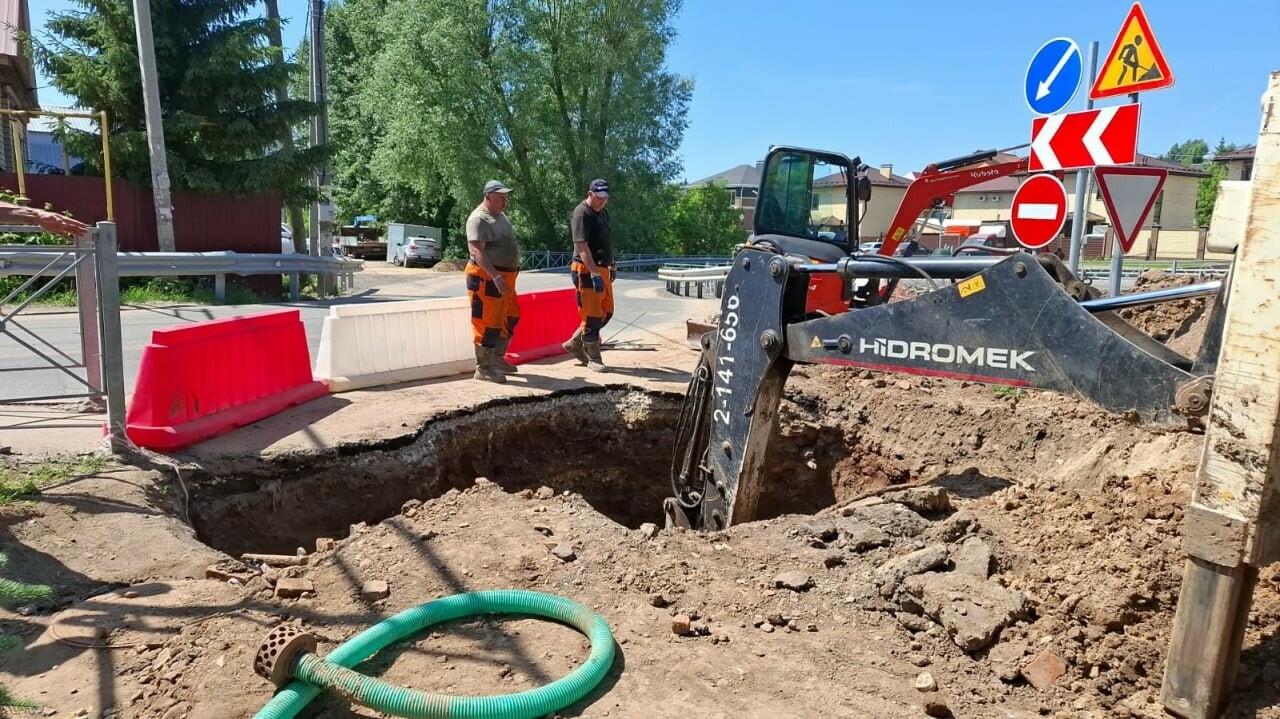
top-left (667, 144), bottom-right (1228, 532)
top-left (758, 145), bottom-right (1039, 316)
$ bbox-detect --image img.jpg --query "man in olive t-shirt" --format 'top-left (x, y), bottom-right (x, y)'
top-left (465, 179), bottom-right (522, 383)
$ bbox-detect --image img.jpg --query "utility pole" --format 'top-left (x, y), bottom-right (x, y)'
top-left (309, 0), bottom-right (333, 294)
top-left (131, 0), bottom-right (176, 252)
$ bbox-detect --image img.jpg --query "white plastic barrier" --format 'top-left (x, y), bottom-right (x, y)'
top-left (314, 297), bottom-right (475, 392)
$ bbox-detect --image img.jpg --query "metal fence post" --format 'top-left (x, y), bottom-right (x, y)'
top-left (75, 227), bottom-right (103, 403)
top-left (93, 222), bottom-right (128, 452)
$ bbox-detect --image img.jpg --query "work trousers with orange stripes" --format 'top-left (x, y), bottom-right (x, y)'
top-left (465, 261), bottom-right (520, 347)
top-left (570, 259), bottom-right (615, 343)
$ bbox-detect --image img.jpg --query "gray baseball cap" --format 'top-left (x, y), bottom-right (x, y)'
top-left (483, 179), bottom-right (512, 195)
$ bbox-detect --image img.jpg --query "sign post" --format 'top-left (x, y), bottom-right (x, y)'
top-left (1010, 174), bottom-right (1068, 250)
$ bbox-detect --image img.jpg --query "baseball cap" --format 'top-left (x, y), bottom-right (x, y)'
top-left (589, 178), bottom-right (610, 197)
top-left (483, 179), bottom-right (512, 195)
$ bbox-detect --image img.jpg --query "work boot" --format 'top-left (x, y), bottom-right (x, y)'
top-left (492, 337), bottom-right (519, 374)
top-left (473, 345), bottom-right (507, 384)
top-left (562, 327), bottom-right (589, 366)
top-left (583, 340), bottom-right (607, 372)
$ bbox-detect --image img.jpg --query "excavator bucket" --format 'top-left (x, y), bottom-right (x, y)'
top-left (685, 319), bottom-right (716, 349)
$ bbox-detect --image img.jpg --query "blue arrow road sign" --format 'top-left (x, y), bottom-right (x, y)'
top-left (1025, 37), bottom-right (1082, 116)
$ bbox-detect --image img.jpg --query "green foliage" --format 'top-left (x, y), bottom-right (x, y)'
top-left (0, 553), bottom-right (51, 713)
top-left (0, 455), bottom-right (109, 505)
top-left (1161, 139), bottom-right (1210, 165)
top-left (31, 0), bottom-right (327, 200)
top-left (0, 276), bottom-right (261, 308)
top-left (662, 182), bottom-right (747, 256)
top-left (1196, 161), bottom-right (1230, 227)
top-left (357, 0), bottom-right (692, 251)
top-left (0, 189), bottom-right (74, 246)
top-left (324, 1), bottom-right (456, 233)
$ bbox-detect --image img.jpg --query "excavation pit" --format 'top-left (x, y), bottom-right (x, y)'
top-left (185, 387), bottom-right (912, 557)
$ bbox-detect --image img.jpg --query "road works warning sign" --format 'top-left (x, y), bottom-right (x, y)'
top-left (1090, 2), bottom-right (1175, 99)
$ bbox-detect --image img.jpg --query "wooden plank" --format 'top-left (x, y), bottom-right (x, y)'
top-left (1160, 70), bottom-right (1280, 718)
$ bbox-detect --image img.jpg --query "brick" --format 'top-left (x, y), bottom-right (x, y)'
top-left (315, 537), bottom-right (337, 553)
top-left (360, 580), bottom-right (390, 602)
top-left (274, 578), bottom-right (314, 599)
top-left (1021, 649), bottom-right (1067, 690)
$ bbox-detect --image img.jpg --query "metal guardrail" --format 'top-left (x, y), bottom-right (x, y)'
top-left (659, 264), bottom-right (730, 299)
top-left (522, 251), bottom-right (734, 273)
top-left (1078, 264), bottom-right (1229, 282)
top-left (0, 248), bottom-right (363, 301)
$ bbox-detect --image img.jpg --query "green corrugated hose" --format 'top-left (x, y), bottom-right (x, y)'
top-left (252, 589), bottom-right (616, 719)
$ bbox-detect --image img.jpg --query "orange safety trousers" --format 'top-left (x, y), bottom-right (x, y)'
top-left (465, 261), bottom-right (520, 347)
top-left (570, 259), bottom-right (615, 343)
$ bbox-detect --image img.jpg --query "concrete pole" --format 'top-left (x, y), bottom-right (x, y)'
top-left (1160, 70), bottom-right (1280, 719)
top-left (1067, 41), bottom-right (1099, 275)
top-left (309, 0), bottom-right (333, 295)
top-left (131, 0), bottom-right (177, 252)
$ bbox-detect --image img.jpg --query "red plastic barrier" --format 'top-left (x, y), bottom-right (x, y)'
top-left (124, 309), bottom-right (328, 450)
top-left (504, 287), bottom-right (580, 365)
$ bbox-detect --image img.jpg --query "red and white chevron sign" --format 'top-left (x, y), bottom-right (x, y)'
top-left (1030, 103), bottom-right (1140, 172)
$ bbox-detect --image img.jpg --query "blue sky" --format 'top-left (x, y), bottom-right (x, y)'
top-left (26, 0), bottom-right (1280, 182)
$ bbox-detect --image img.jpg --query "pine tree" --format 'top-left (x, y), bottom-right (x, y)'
top-left (0, 552), bottom-right (51, 714)
top-left (31, 0), bottom-right (327, 199)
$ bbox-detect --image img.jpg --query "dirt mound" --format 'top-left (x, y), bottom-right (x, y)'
top-left (3, 310), bottom-right (1276, 718)
top-left (433, 258), bottom-right (468, 272)
top-left (1117, 270), bottom-right (1213, 350)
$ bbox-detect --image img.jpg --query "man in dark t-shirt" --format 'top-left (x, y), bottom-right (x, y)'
top-left (563, 178), bottom-right (614, 371)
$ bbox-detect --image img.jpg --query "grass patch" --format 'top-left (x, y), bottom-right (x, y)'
top-left (118, 277), bottom-right (261, 305)
top-left (1, 276), bottom-right (264, 307)
top-left (0, 454), bottom-right (110, 505)
top-left (991, 385), bottom-right (1024, 399)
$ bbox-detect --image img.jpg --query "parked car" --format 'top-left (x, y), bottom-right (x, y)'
top-left (393, 236), bottom-right (441, 267)
top-left (858, 241), bottom-right (883, 254)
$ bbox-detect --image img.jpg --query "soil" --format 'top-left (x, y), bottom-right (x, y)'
top-left (2, 270), bottom-right (1277, 719)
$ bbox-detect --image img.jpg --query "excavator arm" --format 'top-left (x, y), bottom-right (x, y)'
top-left (877, 150), bottom-right (1031, 258)
top-left (667, 245), bottom-right (1227, 532)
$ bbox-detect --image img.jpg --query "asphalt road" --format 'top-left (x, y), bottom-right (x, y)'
top-left (0, 264), bottom-right (714, 402)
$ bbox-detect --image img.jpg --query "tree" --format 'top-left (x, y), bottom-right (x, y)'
top-left (366, 0), bottom-right (692, 251)
top-left (663, 182), bottom-right (747, 256)
top-left (32, 0), bottom-right (326, 198)
top-left (325, 0), bottom-right (456, 233)
top-left (1161, 139), bottom-right (1210, 166)
top-left (1195, 138), bottom-right (1238, 227)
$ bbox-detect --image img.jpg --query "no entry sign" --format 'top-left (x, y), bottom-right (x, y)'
top-left (1011, 174), bottom-right (1068, 250)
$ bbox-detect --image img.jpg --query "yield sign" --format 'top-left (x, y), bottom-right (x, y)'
top-left (1010, 174), bottom-right (1068, 250)
top-left (1091, 2), bottom-right (1175, 100)
top-left (1030, 103), bottom-right (1140, 171)
top-left (1095, 166), bottom-right (1168, 253)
